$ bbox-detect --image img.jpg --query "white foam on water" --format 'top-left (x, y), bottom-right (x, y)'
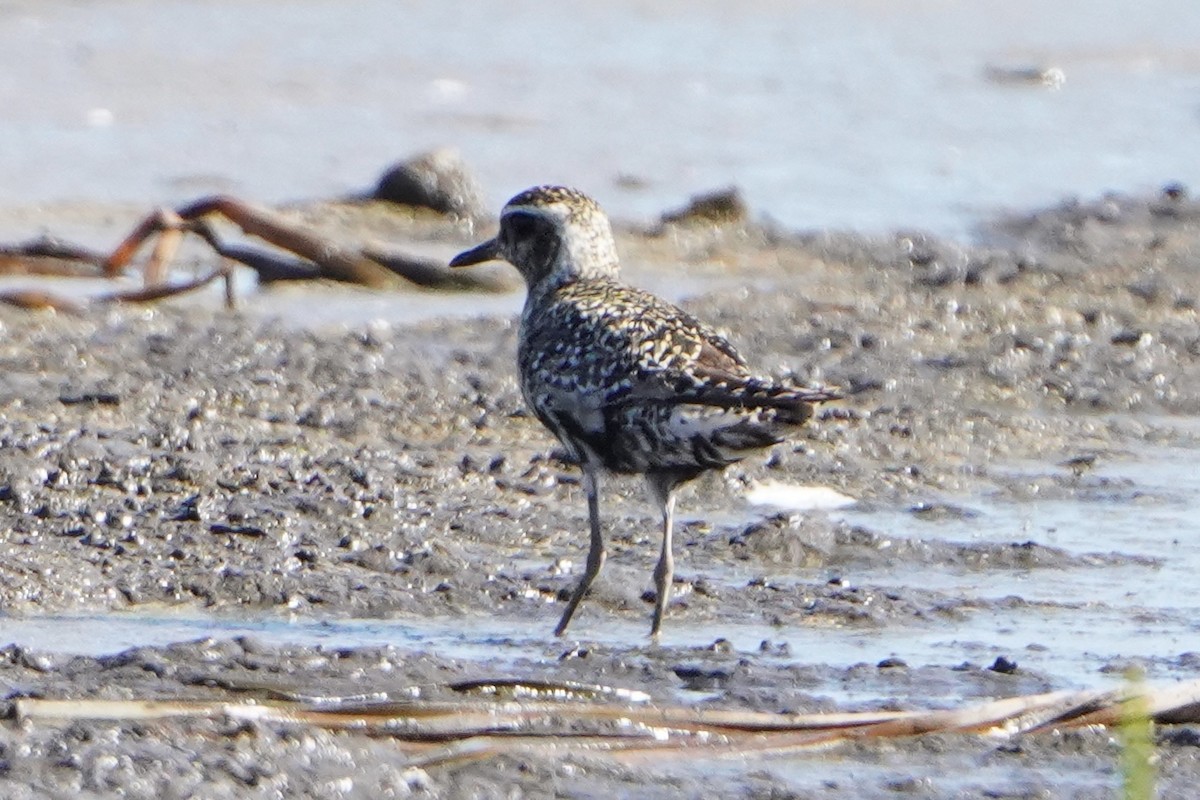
top-left (745, 481), bottom-right (858, 511)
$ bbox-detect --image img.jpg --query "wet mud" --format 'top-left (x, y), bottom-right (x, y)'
top-left (2, 186), bottom-right (1200, 797)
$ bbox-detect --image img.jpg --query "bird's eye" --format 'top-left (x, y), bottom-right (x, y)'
top-left (501, 210), bottom-right (560, 271)
top-left (505, 212), bottom-right (540, 240)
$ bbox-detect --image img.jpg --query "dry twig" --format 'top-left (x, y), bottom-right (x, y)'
top-left (14, 677), bottom-right (1200, 767)
top-left (0, 194), bottom-right (512, 312)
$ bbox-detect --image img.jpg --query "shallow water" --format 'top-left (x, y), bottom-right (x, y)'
top-left (3, 0), bottom-right (1199, 237)
top-left (2, 435), bottom-right (1195, 699)
top-left (826, 437), bottom-right (1200, 688)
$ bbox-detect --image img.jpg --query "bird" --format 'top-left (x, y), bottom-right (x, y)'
top-left (450, 185), bottom-right (837, 638)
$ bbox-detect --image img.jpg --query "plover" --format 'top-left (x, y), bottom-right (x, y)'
top-left (451, 185), bottom-right (837, 637)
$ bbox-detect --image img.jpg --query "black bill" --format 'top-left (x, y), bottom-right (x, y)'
top-left (449, 238), bottom-right (501, 268)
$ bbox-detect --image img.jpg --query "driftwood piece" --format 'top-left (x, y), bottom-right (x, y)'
top-left (0, 194), bottom-right (513, 313)
top-left (0, 289), bottom-right (85, 314)
top-left (106, 197), bottom-right (399, 288)
top-left (0, 237), bottom-right (108, 277)
top-left (95, 263), bottom-right (236, 308)
top-left (362, 245), bottom-right (513, 292)
top-left (12, 676), bottom-right (1200, 767)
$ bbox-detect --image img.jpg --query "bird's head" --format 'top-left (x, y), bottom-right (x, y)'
top-left (449, 185), bottom-right (620, 289)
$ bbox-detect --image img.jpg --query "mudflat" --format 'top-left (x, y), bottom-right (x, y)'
top-left (1, 188), bottom-right (1198, 797)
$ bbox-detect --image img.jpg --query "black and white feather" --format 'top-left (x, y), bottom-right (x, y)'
top-left (450, 185), bottom-right (838, 637)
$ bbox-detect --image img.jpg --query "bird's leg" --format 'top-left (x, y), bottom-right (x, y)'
top-left (650, 488), bottom-right (677, 639)
top-left (555, 467), bottom-right (605, 636)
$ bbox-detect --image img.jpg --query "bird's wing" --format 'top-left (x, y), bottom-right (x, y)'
top-left (532, 280), bottom-right (838, 416)
top-left (615, 302), bottom-right (838, 412)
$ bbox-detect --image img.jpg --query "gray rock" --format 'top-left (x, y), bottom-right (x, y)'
top-left (372, 148), bottom-right (485, 218)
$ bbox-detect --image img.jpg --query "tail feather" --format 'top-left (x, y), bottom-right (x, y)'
top-left (622, 374), bottom-right (840, 414)
top-left (601, 379), bottom-right (835, 474)
top-left (672, 377), bottom-right (841, 417)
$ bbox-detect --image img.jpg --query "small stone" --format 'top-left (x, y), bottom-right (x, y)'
top-left (989, 656), bottom-right (1019, 674)
top-left (672, 663), bottom-right (734, 690)
top-left (373, 148), bottom-right (485, 218)
top-left (661, 187), bottom-right (748, 225)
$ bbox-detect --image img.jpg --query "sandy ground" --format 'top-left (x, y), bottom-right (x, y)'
top-left (1, 187), bottom-right (1200, 797)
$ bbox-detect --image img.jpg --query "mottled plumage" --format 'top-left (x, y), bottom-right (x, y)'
top-left (451, 185), bottom-right (837, 637)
